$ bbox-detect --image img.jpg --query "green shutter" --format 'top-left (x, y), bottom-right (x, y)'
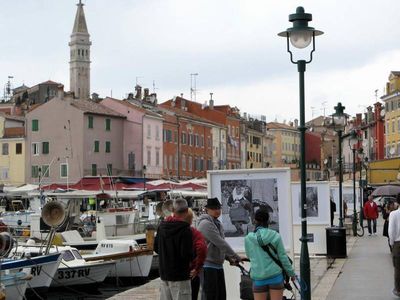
top-left (105, 119), bottom-right (111, 131)
top-left (107, 164), bottom-right (112, 175)
top-left (105, 141), bottom-right (111, 153)
top-left (88, 116), bottom-right (93, 129)
top-left (42, 142), bottom-right (49, 154)
top-left (61, 164), bottom-right (68, 177)
top-left (32, 120), bottom-right (39, 131)
top-left (31, 166), bottom-right (39, 178)
top-left (91, 164), bottom-right (97, 176)
top-left (94, 141), bottom-right (99, 152)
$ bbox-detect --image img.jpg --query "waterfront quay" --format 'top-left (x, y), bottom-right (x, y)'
top-left (110, 237), bottom-right (355, 300)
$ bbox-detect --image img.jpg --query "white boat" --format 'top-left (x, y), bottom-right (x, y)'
top-left (2, 270), bottom-right (32, 300)
top-left (83, 239), bottom-right (153, 278)
top-left (8, 245), bottom-right (115, 287)
top-left (3, 251), bottom-right (62, 294)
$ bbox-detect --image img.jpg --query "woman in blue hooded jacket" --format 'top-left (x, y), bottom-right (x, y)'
top-left (244, 208), bottom-right (295, 300)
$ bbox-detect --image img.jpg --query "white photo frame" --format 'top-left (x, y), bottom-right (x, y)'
top-left (207, 168), bottom-right (293, 251)
top-left (291, 181), bottom-right (330, 225)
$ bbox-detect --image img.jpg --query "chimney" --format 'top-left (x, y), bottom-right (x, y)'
top-left (135, 85), bottom-right (142, 99)
top-left (243, 112), bottom-right (247, 120)
top-left (57, 84), bottom-right (64, 99)
top-left (127, 93), bottom-right (134, 100)
top-left (294, 119), bottom-right (299, 128)
top-left (180, 93), bottom-right (184, 98)
top-left (144, 88), bottom-right (150, 99)
top-left (91, 92), bottom-right (99, 101)
top-left (209, 92), bottom-right (214, 110)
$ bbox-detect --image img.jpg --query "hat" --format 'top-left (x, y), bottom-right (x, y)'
top-left (205, 197), bottom-right (221, 209)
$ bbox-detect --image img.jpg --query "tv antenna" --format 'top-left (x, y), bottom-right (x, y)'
top-left (190, 73), bottom-right (198, 101)
top-left (321, 101), bottom-right (327, 117)
top-left (3, 76), bottom-right (13, 102)
top-left (311, 106), bottom-right (316, 118)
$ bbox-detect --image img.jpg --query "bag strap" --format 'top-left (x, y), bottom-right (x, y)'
top-left (256, 231), bottom-right (286, 274)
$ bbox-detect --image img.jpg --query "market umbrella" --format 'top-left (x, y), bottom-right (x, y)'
top-left (371, 185), bottom-right (400, 197)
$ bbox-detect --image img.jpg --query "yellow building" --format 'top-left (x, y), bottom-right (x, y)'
top-left (0, 114), bottom-right (26, 185)
top-left (382, 71), bottom-right (400, 157)
top-left (246, 128), bottom-right (264, 169)
top-left (368, 157), bottom-right (400, 185)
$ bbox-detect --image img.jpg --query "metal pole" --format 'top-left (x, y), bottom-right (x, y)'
top-left (352, 148), bottom-right (357, 236)
top-left (298, 60), bottom-right (311, 300)
top-left (338, 130), bottom-right (344, 227)
top-left (359, 159), bottom-right (364, 227)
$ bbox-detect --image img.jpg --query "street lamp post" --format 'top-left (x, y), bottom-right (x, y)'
top-left (330, 102), bottom-right (347, 228)
top-left (278, 7), bottom-right (323, 300)
top-left (348, 130), bottom-right (359, 236)
top-left (143, 165), bottom-right (147, 191)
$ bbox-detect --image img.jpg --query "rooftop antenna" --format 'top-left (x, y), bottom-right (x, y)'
top-left (321, 101), bottom-right (327, 117)
top-left (311, 106), bottom-right (316, 118)
top-left (3, 76), bottom-right (13, 102)
top-left (190, 73), bottom-right (198, 101)
top-left (152, 80), bottom-right (158, 93)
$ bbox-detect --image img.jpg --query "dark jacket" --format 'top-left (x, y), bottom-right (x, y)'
top-left (154, 216), bottom-right (193, 281)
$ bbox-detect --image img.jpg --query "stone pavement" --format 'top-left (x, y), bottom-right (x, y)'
top-left (326, 223), bottom-right (395, 300)
top-left (108, 223), bottom-right (394, 300)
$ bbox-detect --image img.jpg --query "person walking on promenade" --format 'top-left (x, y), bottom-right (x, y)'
top-left (244, 208), bottom-right (295, 300)
top-left (154, 198), bottom-right (193, 300)
top-left (184, 208), bottom-right (207, 300)
top-left (197, 197), bottom-right (242, 300)
top-left (363, 195), bottom-right (379, 236)
top-left (388, 194), bottom-right (400, 297)
top-left (384, 200), bottom-right (396, 251)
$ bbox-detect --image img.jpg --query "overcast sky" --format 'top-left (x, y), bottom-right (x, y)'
top-left (1, 0), bottom-right (400, 122)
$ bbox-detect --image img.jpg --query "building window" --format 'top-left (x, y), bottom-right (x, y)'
top-left (2, 143), bottom-right (8, 155)
top-left (393, 120), bottom-right (395, 133)
top-left (182, 154), bottom-right (186, 171)
top-left (156, 125), bottom-right (160, 140)
top-left (188, 156), bottom-right (192, 171)
top-left (32, 143), bottom-right (39, 156)
top-left (128, 152), bottom-right (135, 170)
top-left (105, 141), bottom-right (111, 153)
top-left (60, 164), bottom-right (68, 178)
top-left (147, 148), bottom-right (151, 166)
top-left (88, 115), bottom-right (93, 129)
top-left (181, 132), bottom-right (187, 144)
top-left (41, 165), bottom-right (49, 177)
top-left (16, 143), bottom-right (22, 155)
top-left (42, 142), bottom-right (49, 154)
top-left (94, 141), bottom-right (99, 153)
top-left (147, 124), bottom-right (151, 139)
top-left (156, 148), bottom-right (160, 166)
top-left (106, 164), bottom-right (112, 175)
top-left (32, 165), bottom-right (39, 178)
top-left (1, 168), bottom-right (8, 180)
top-left (91, 164), bottom-right (97, 176)
top-left (105, 118), bottom-right (111, 131)
top-left (32, 119), bottom-right (39, 131)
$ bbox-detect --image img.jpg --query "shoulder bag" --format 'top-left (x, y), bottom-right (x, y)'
top-left (256, 232), bottom-right (294, 291)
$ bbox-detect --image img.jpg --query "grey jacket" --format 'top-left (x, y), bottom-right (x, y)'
top-left (197, 214), bottom-right (240, 265)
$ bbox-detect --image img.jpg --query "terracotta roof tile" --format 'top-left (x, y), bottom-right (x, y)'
top-left (71, 99), bottom-right (125, 118)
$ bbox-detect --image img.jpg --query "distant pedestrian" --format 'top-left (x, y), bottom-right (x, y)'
top-left (184, 208), bottom-right (207, 300)
top-left (245, 208), bottom-right (295, 300)
top-left (330, 197), bottom-right (336, 227)
top-left (388, 193), bottom-right (400, 297)
top-left (383, 200), bottom-right (396, 251)
top-left (363, 195), bottom-right (379, 236)
top-left (197, 197), bottom-right (243, 300)
top-left (154, 198), bottom-right (193, 300)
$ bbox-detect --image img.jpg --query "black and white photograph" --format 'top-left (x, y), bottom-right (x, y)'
top-left (298, 186), bottom-right (319, 217)
top-left (220, 178), bottom-right (278, 237)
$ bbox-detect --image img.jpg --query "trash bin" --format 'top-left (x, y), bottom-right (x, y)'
top-left (326, 227), bottom-right (347, 258)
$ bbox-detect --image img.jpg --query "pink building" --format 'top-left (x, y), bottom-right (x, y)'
top-left (101, 97), bottom-right (163, 178)
top-left (25, 90), bottom-right (125, 185)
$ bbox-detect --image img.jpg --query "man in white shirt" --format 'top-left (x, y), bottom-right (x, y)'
top-left (388, 199), bottom-right (400, 297)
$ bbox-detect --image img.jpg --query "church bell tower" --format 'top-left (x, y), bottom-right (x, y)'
top-left (69, 0), bottom-right (91, 99)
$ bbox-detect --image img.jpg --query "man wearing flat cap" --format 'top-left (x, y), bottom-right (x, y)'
top-left (197, 197), bottom-right (242, 300)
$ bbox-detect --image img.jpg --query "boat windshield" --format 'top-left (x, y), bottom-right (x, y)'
top-left (72, 249), bottom-right (83, 259)
top-left (62, 250), bottom-right (75, 262)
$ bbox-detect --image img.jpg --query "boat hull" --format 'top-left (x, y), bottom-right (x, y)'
top-left (51, 261), bottom-right (115, 287)
top-left (108, 254), bottom-right (153, 278)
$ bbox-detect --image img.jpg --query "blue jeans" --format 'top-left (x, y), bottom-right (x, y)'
top-left (367, 219), bottom-right (377, 234)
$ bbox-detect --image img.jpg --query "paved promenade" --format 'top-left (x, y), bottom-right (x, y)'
top-left (327, 224), bottom-right (394, 300)
top-left (109, 222), bottom-right (395, 300)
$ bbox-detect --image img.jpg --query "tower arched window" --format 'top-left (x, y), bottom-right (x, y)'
top-left (86, 50), bottom-right (88, 56)
top-left (78, 49), bottom-right (80, 56)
